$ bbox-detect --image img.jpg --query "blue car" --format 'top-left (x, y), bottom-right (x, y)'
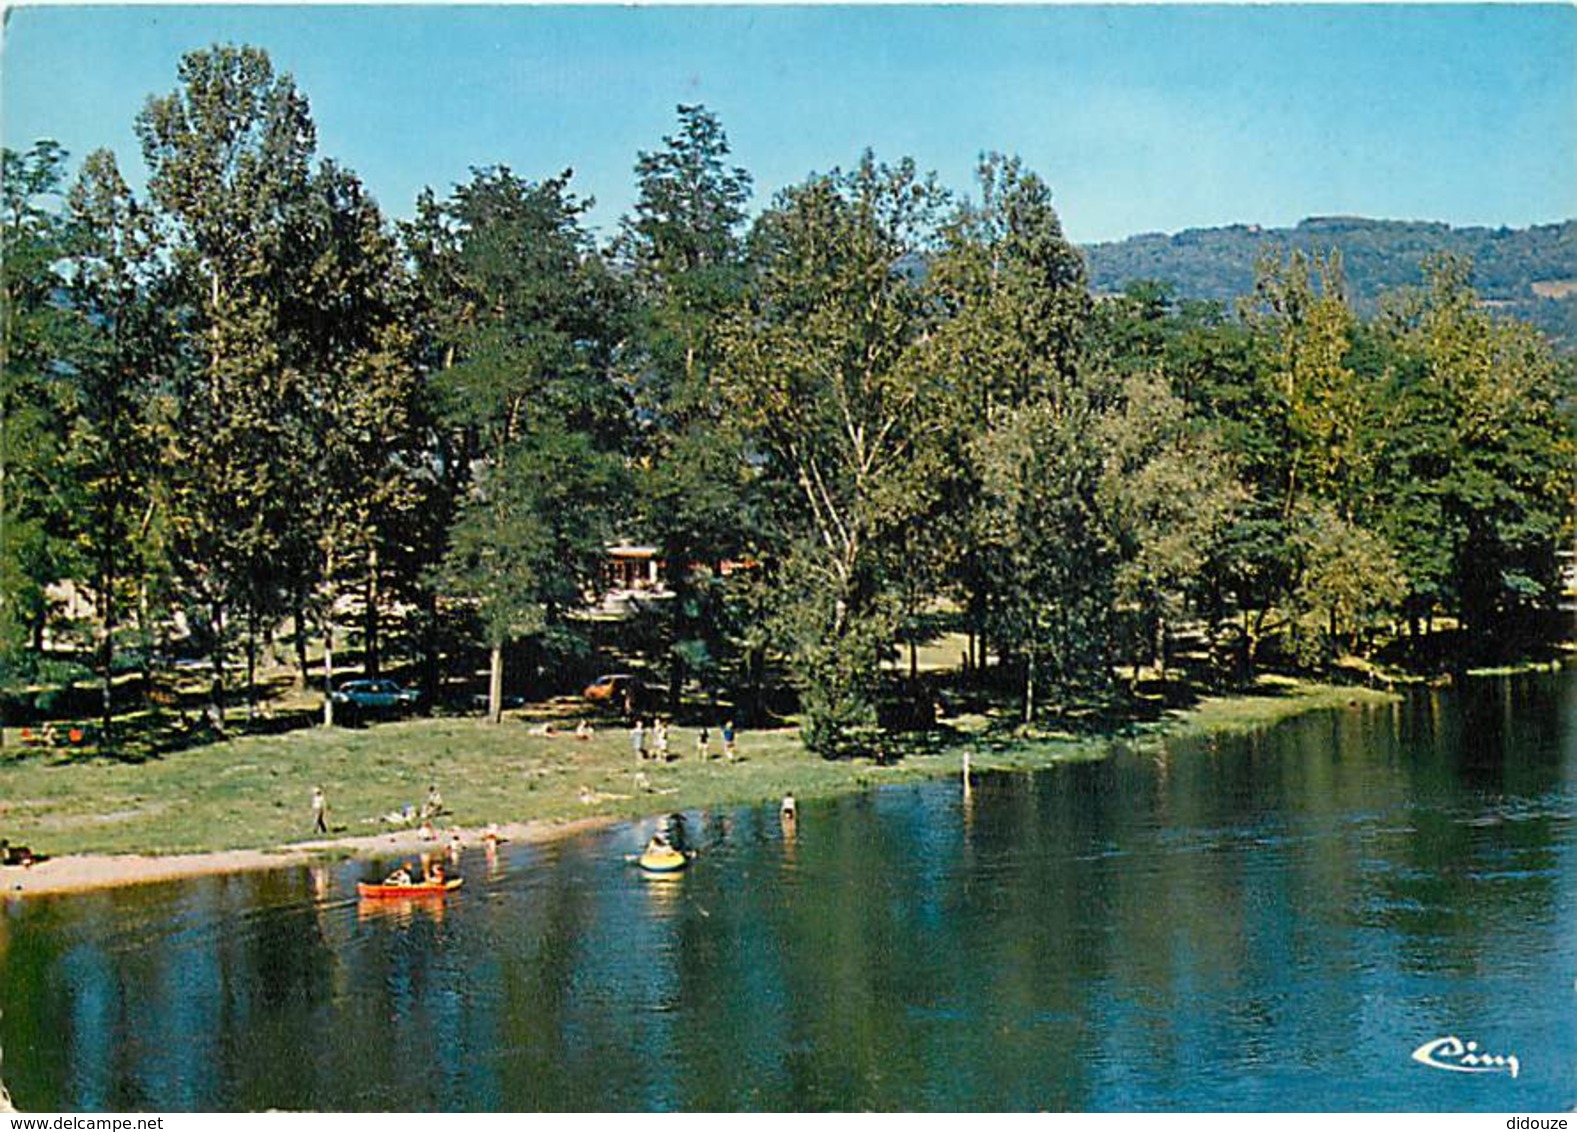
top-left (331, 679), bottom-right (420, 717)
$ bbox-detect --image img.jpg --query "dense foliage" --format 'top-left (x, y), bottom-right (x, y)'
top-left (3, 47), bottom-right (1573, 754)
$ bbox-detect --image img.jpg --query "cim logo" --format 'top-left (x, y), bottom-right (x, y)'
top-left (1412, 1035), bottom-right (1520, 1079)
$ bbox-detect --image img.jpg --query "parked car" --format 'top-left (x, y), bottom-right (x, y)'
top-left (331, 679), bottom-right (420, 717)
top-left (470, 692), bottom-right (526, 712)
top-left (583, 674), bottom-right (643, 706)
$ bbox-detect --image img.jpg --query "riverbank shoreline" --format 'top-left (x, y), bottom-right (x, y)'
top-left (0, 675), bottom-right (1420, 900)
top-left (1, 815), bottom-right (618, 898)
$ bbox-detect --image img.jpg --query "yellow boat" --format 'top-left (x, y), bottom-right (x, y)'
top-left (637, 845), bottom-right (691, 873)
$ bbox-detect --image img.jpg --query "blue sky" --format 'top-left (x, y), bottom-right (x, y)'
top-left (3, 4), bottom-right (1574, 244)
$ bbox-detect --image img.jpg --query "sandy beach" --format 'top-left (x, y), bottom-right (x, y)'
top-left (0, 815), bottom-right (618, 898)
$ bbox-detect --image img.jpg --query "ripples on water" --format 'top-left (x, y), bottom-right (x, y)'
top-left (2, 672), bottom-right (1575, 1111)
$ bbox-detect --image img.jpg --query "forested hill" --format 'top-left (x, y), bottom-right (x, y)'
top-left (1082, 217), bottom-right (1577, 350)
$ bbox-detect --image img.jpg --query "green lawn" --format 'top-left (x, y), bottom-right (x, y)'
top-left (0, 677), bottom-right (1399, 859)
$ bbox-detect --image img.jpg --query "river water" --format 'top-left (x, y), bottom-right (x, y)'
top-left (2, 672), bottom-right (1574, 1111)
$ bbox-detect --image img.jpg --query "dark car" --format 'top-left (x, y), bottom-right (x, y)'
top-left (331, 679), bottom-right (420, 716)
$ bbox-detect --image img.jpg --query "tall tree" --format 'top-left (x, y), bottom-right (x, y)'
top-left (136, 45), bottom-right (320, 722)
top-left (1096, 368), bottom-right (1244, 689)
top-left (720, 154), bottom-right (947, 752)
top-left (921, 154), bottom-right (1096, 715)
top-left (1201, 249), bottom-right (1376, 677)
top-left (59, 150), bottom-right (172, 742)
top-left (0, 141), bottom-right (74, 691)
top-left (1251, 250), bottom-right (1371, 520)
top-left (620, 104), bottom-right (753, 410)
top-left (619, 105), bottom-right (757, 709)
top-left (411, 166), bottom-right (630, 720)
top-left (284, 162), bottom-right (423, 720)
top-left (976, 397), bottom-right (1113, 720)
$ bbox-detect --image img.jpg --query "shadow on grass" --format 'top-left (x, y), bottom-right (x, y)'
top-left (33, 707), bottom-right (323, 766)
top-left (871, 659), bottom-right (1333, 764)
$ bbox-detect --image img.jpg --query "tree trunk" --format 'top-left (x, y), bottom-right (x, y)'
top-left (321, 617), bottom-right (335, 728)
top-left (421, 589), bottom-right (441, 712)
top-left (363, 545), bottom-right (381, 678)
top-left (668, 652), bottom-right (686, 716)
top-left (322, 543), bottom-right (337, 727)
top-left (99, 625), bottom-right (114, 746)
top-left (1154, 611), bottom-right (1168, 692)
top-left (1024, 652), bottom-right (1037, 724)
top-left (293, 592), bottom-right (310, 691)
top-left (245, 603), bottom-right (259, 718)
top-left (98, 560), bottom-right (115, 746)
top-left (136, 579), bottom-right (154, 713)
top-left (488, 642), bottom-right (504, 724)
top-left (208, 599), bottom-right (227, 732)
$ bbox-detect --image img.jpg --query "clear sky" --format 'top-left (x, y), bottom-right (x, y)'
top-left (3, 4), bottom-right (1574, 245)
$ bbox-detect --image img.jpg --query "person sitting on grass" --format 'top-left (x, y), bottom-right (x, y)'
top-left (574, 720), bottom-right (594, 741)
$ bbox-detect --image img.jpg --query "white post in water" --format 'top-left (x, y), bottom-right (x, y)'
top-left (962, 749), bottom-right (972, 800)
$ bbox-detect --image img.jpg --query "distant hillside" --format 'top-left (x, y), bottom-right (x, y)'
top-left (1082, 217), bottom-right (1577, 351)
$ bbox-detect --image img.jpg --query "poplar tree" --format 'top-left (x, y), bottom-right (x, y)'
top-left (59, 150), bottom-right (172, 741)
top-left (136, 45), bottom-right (319, 721)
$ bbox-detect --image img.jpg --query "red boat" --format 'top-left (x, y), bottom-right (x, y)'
top-left (356, 877), bottom-right (463, 899)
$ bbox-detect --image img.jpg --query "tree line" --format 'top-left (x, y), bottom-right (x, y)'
top-left (3, 46), bottom-right (1573, 754)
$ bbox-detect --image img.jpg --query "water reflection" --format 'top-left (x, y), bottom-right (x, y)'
top-left (1, 672), bottom-right (1573, 1111)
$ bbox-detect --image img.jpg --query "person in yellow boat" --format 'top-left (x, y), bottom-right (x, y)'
top-left (644, 831), bottom-right (674, 857)
top-left (383, 864), bottom-right (413, 886)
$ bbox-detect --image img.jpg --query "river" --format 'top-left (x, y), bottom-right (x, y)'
top-left (2, 671), bottom-right (1573, 1111)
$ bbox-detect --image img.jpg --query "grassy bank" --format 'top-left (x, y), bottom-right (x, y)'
top-left (0, 676), bottom-right (1399, 860)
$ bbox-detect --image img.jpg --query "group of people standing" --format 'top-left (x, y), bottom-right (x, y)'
top-left (630, 717), bottom-right (738, 762)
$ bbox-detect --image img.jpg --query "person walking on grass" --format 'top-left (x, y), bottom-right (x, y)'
top-left (632, 718), bottom-right (646, 762)
top-left (312, 786), bottom-right (328, 835)
top-left (697, 724), bottom-right (711, 760)
top-left (722, 719), bottom-right (737, 761)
